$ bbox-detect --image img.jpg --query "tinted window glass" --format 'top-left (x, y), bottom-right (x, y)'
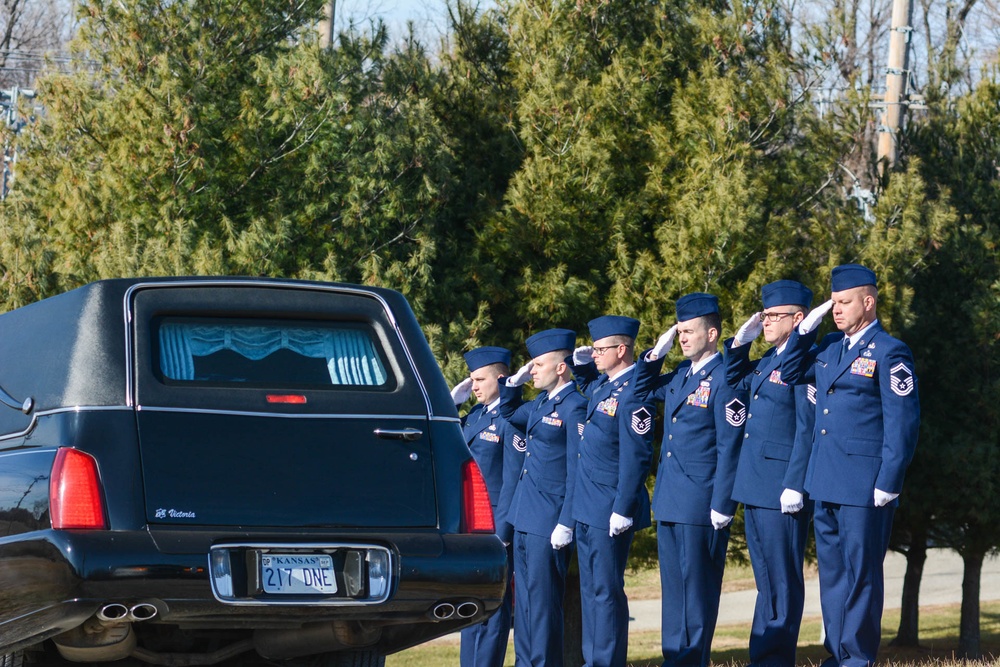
top-left (157, 319), bottom-right (390, 388)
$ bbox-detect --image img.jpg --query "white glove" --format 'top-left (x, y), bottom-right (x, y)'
top-left (734, 313), bottom-right (764, 346)
top-left (798, 299), bottom-right (833, 335)
top-left (506, 361), bottom-right (533, 387)
top-left (609, 513), bottom-right (633, 537)
top-left (710, 510), bottom-right (733, 530)
top-left (550, 524), bottom-right (574, 549)
top-left (450, 377), bottom-right (473, 405)
top-left (780, 488), bottom-right (804, 514)
top-left (874, 488), bottom-right (899, 507)
top-left (573, 346), bottom-right (594, 365)
top-left (647, 325), bottom-right (678, 360)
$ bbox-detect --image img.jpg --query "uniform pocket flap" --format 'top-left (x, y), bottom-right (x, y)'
top-left (679, 459), bottom-right (716, 479)
top-left (588, 466), bottom-right (618, 485)
top-left (762, 442), bottom-right (792, 461)
top-left (846, 437), bottom-right (882, 457)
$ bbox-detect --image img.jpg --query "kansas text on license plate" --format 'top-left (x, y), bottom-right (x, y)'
top-left (261, 554), bottom-right (338, 594)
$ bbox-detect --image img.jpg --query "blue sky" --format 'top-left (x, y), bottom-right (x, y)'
top-left (333, 0), bottom-right (483, 40)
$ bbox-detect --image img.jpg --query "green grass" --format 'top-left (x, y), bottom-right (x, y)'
top-left (386, 599), bottom-right (1000, 666)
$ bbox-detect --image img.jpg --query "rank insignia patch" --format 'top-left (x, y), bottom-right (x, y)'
top-left (631, 407), bottom-right (653, 435)
top-left (725, 398), bottom-right (747, 427)
top-left (851, 357), bottom-right (877, 378)
top-left (578, 423), bottom-right (585, 437)
top-left (807, 384), bottom-right (817, 405)
top-left (890, 362), bottom-right (915, 396)
top-left (512, 434), bottom-right (527, 452)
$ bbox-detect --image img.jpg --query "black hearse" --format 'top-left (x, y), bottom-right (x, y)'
top-left (0, 278), bottom-right (506, 667)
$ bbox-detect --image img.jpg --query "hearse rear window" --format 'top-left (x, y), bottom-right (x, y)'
top-left (157, 318), bottom-right (390, 388)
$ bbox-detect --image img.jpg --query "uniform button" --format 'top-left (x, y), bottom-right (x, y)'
top-left (754, 394), bottom-right (759, 400)
top-left (821, 429), bottom-right (827, 435)
top-left (748, 413), bottom-right (752, 419)
top-left (823, 409), bottom-right (829, 415)
top-left (671, 417), bottom-right (677, 423)
top-left (828, 389), bottom-right (834, 394)
top-left (668, 434), bottom-right (673, 440)
top-left (666, 451), bottom-right (672, 457)
top-left (744, 433), bottom-right (749, 439)
top-left (578, 453), bottom-right (581, 458)
top-left (526, 452), bottom-right (531, 457)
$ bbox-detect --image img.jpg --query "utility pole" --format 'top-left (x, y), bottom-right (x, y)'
top-left (320, 0), bottom-right (336, 49)
top-left (1, 87), bottom-right (36, 200)
top-left (876, 0), bottom-right (915, 175)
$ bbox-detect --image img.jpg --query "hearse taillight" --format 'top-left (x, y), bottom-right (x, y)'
top-left (50, 448), bottom-right (108, 530)
top-left (461, 460), bottom-right (495, 534)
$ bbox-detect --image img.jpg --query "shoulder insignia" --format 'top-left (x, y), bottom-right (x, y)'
top-left (631, 407), bottom-right (653, 435)
top-left (890, 362), bottom-right (915, 396)
top-left (807, 384), bottom-right (817, 405)
top-left (725, 398), bottom-right (747, 427)
top-left (512, 434), bottom-right (527, 452)
top-left (578, 422), bottom-right (586, 437)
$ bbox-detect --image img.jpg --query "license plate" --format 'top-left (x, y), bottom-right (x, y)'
top-left (261, 554), bottom-right (338, 595)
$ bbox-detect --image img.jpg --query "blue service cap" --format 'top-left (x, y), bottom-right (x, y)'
top-left (526, 328), bottom-right (577, 358)
top-left (463, 346), bottom-right (511, 372)
top-left (676, 292), bottom-right (719, 321)
top-left (831, 264), bottom-right (877, 291)
top-left (762, 280), bottom-right (813, 309)
top-left (588, 316), bottom-right (640, 342)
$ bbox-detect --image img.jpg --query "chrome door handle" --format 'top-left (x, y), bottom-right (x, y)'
top-left (374, 428), bottom-right (423, 441)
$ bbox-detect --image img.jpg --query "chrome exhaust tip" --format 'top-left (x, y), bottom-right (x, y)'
top-left (432, 602), bottom-right (456, 620)
top-left (456, 602), bottom-right (479, 619)
top-left (128, 603), bottom-right (158, 622)
top-left (96, 603), bottom-right (129, 624)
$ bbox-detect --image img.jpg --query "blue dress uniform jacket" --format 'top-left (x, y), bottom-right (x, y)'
top-left (498, 382), bottom-right (587, 667)
top-left (793, 323), bottom-right (920, 506)
top-left (723, 339), bottom-right (814, 508)
top-left (632, 351), bottom-right (746, 667)
top-left (499, 383), bottom-right (587, 536)
top-left (723, 338), bottom-right (816, 667)
top-left (460, 401), bottom-right (525, 667)
top-left (634, 353), bottom-right (745, 523)
top-left (786, 322), bottom-right (920, 667)
top-left (569, 361), bottom-right (655, 667)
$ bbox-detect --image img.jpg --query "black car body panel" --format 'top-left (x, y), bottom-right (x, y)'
top-left (0, 278), bottom-right (505, 663)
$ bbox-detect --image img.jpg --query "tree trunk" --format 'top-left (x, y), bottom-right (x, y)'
top-left (958, 550), bottom-right (983, 659)
top-left (889, 531), bottom-right (927, 646)
top-left (563, 551), bottom-right (583, 667)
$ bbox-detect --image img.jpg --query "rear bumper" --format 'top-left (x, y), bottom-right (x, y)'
top-left (0, 528), bottom-right (507, 655)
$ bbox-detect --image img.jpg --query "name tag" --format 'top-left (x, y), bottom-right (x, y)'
top-left (851, 357), bottom-right (877, 378)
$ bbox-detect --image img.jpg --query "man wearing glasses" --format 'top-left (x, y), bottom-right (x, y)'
top-left (632, 293), bottom-right (746, 667)
top-left (567, 316), bottom-right (655, 667)
top-left (722, 280), bottom-right (817, 667)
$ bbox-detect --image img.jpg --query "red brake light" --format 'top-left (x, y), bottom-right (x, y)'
top-left (266, 394), bottom-right (307, 404)
top-left (50, 448), bottom-right (108, 530)
top-left (461, 460), bottom-right (495, 534)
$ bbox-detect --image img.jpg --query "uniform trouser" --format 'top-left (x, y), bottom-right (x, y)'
top-left (512, 530), bottom-right (572, 667)
top-left (461, 543), bottom-right (514, 667)
top-left (658, 521), bottom-right (729, 667)
top-left (576, 521), bottom-right (634, 667)
top-left (744, 504), bottom-right (812, 667)
top-left (813, 501), bottom-right (895, 667)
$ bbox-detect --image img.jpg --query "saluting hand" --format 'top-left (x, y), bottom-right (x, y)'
top-left (506, 361), bottom-right (534, 387)
top-left (647, 325), bottom-right (678, 361)
top-left (573, 346), bottom-right (594, 365)
top-left (733, 313), bottom-right (764, 347)
top-left (450, 377), bottom-right (473, 405)
top-left (798, 299), bottom-right (834, 335)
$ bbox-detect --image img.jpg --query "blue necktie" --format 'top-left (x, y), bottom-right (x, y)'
top-left (838, 338), bottom-right (849, 364)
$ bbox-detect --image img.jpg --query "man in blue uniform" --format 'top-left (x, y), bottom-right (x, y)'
top-left (497, 328), bottom-right (588, 667)
top-left (632, 293), bottom-right (746, 667)
top-left (723, 280), bottom-right (816, 667)
top-left (451, 346), bottom-right (526, 667)
top-left (788, 264), bottom-right (920, 667)
top-left (567, 315), bottom-right (654, 667)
